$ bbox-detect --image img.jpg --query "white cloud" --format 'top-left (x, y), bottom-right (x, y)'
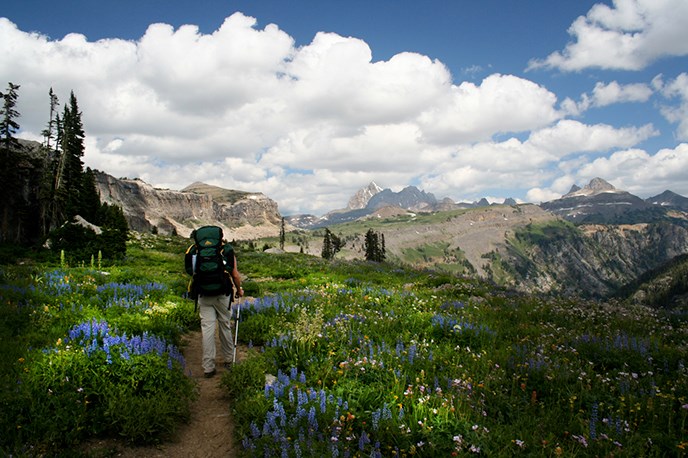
top-left (0, 11), bottom-right (683, 215)
top-left (418, 120), bottom-right (656, 203)
top-left (526, 187), bottom-right (563, 203)
top-left (528, 0), bottom-right (688, 71)
top-left (418, 74), bottom-right (561, 144)
top-left (590, 81), bottom-right (653, 106)
top-left (527, 119), bottom-right (657, 157)
top-left (657, 73), bottom-right (688, 140)
top-left (525, 144), bottom-right (688, 201)
top-left (565, 80), bottom-right (654, 115)
top-left (577, 143), bottom-right (688, 196)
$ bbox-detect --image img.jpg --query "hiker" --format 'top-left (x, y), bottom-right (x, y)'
top-left (185, 226), bottom-right (244, 378)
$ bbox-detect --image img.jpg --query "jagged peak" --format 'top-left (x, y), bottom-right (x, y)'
top-left (347, 182), bottom-right (384, 210)
top-left (564, 178), bottom-right (620, 198)
top-left (586, 177), bottom-right (616, 192)
top-left (567, 184), bottom-right (581, 195)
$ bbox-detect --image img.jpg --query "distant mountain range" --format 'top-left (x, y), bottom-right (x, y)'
top-left (541, 177), bottom-right (688, 224)
top-left (88, 171), bottom-right (688, 302)
top-left (287, 178), bottom-right (688, 229)
top-left (286, 182), bottom-right (518, 229)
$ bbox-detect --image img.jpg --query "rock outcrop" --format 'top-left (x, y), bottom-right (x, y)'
top-left (94, 171), bottom-right (282, 239)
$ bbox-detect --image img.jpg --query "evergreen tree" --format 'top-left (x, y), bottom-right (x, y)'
top-left (0, 83), bottom-right (21, 153)
top-left (322, 229), bottom-right (332, 259)
top-left (321, 228), bottom-right (342, 260)
top-left (364, 229), bottom-right (386, 262)
top-left (331, 230), bottom-right (343, 256)
top-left (279, 217), bottom-right (285, 250)
top-left (41, 88), bottom-right (59, 149)
top-left (0, 82), bottom-right (23, 242)
top-left (39, 89), bottom-right (61, 235)
top-left (380, 233), bottom-right (386, 261)
top-left (51, 111), bottom-right (67, 227)
top-left (80, 168), bottom-right (102, 223)
top-left (60, 91), bottom-right (86, 220)
top-left (95, 203), bottom-right (129, 259)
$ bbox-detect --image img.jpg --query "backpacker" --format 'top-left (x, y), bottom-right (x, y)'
top-left (185, 225), bottom-right (234, 299)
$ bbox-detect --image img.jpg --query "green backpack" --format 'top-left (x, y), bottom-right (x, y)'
top-left (185, 225), bottom-right (234, 298)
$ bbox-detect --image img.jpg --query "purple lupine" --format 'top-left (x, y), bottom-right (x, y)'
top-left (590, 402), bottom-right (598, 440)
top-left (358, 431), bottom-right (370, 451)
top-left (308, 406), bottom-right (318, 432)
top-left (320, 390), bottom-right (327, 413)
top-left (251, 421), bottom-right (261, 438)
top-left (408, 343), bottom-right (417, 364)
top-left (372, 410), bottom-right (381, 430)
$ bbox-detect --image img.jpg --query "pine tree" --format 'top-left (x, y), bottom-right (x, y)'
top-left (51, 111), bottom-right (67, 227)
top-left (331, 230), bottom-right (343, 256)
top-left (0, 83), bottom-right (21, 153)
top-left (60, 91), bottom-right (86, 220)
top-left (95, 203), bottom-right (129, 259)
top-left (279, 217), bottom-right (285, 250)
top-left (380, 233), bottom-right (386, 262)
top-left (0, 82), bottom-right (23, 242)
top-left (80, 168), bottom-right (102, 222)
top-left (322, 228), bottom-right (343, 260)
top-left (39, 89), bottom-right (61, 235)
top-left (41, 88), bottom-right (59, 149)
top-left (322, 229), bottom-right (332, 259)
top-left (364, 229), bottom-right (386, 262)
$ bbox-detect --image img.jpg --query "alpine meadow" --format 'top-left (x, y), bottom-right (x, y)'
top-left (2, 229), bottom-right (688, 456)
top-left (2, 3), bottom-right (688, 453)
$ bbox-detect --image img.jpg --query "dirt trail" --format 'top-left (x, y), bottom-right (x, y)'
top-left (83, 323), bottom-right (247, 457)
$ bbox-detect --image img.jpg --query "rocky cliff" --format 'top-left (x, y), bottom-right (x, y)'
top-left (491, 220), bottom-right (688, 298)
top-left (94, 171), bottom-right (282, 239)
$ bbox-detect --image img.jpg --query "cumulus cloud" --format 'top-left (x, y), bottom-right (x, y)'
top-left (418, 74), bottom-right (561, 144)
top-left (528, 0), bottom-right (688, 71)
top-left (527, 119), bottom-right (657, 157)
top-left (419, 120), bottom-right (658, 202)
top-left (524, 143), bottom-right (688, 202)
top-left (566, 81), bottom-right (654, 115)
top-left (578, 144), bottom-right (688, 195)
top-left (0, 10), bottom-right (685, 215)
top-left (655, 73), bottom-right (688, 141)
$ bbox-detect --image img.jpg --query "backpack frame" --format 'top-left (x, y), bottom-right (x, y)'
top-left (185, 226), bottom-right (234, 299)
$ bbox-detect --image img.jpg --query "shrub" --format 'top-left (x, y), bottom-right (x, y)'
top-left (221, 350), bottom-right (269, 401)
top-left (19, 319), bottom-right (196, 449)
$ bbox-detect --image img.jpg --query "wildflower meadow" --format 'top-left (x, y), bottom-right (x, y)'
top-left (1, 234), bottom-right (687, 456)
top-left (0, 236), bottom-right (198, 454)
top-left (228, 254), bottom-right (688, 457)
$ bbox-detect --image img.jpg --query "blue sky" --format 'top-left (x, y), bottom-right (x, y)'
top-left (2, 0), bottom-right (688, 215)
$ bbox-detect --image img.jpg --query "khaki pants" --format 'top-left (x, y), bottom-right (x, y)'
top-left (198, 294), bottom-right (234, 373)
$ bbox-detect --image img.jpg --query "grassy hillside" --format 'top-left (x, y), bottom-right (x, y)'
top-left (183, 182), bottom-right (254, 204)
top-left (3, 234), bottom-right (687, 455)
top-left (265, 204), bottom-right (556, 275)
top-left (614, 253), bottom-right (688, 307)
top-left (273, 210), bottom-right (688, 300)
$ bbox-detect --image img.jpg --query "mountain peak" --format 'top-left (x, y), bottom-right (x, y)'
top-left (564, 178), bottom-right (619, 198)
top-left (587, 177), bottom-right (616, 192)
top-left (347, 182), bottom-right (383, 210)
top-left (647, 190), bottom-right (688, 210)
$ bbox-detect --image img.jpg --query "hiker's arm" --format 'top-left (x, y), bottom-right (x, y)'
top-left (230, 255), bottom-right (243, 297)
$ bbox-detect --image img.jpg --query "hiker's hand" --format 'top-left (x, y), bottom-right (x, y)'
top-left (237, 287), bottom-right (244, 297)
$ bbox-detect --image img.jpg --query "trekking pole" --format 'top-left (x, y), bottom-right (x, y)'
top-left (232, 301), bottom-right (241, 364)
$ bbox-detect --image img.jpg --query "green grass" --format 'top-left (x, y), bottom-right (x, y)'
top-left (226, 250), bottom-right (688, 456)
top-left (2, 233), bottom-right (688, 456)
